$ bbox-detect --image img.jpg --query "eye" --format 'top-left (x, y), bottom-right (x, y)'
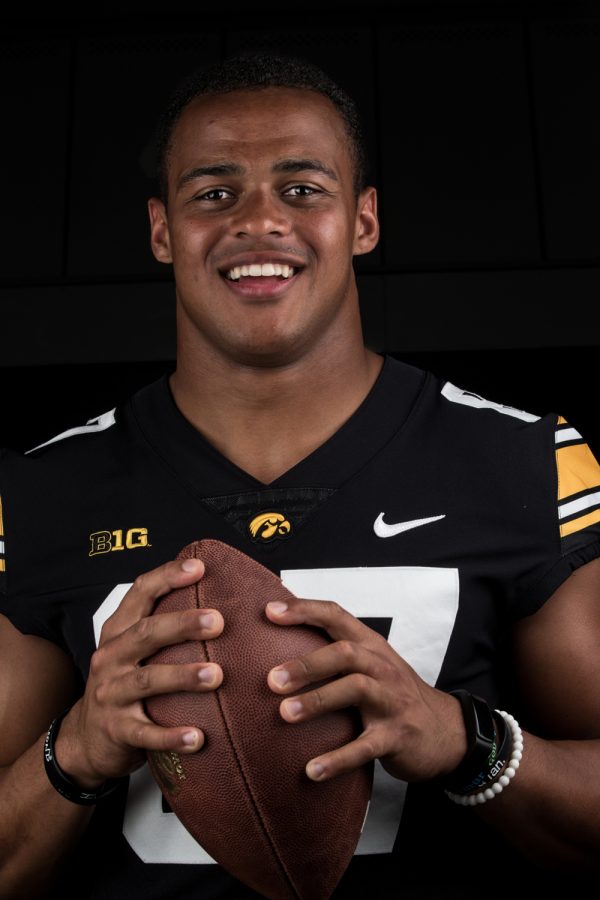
top-left (194, 187), bottom-right (234, 202)
top-left (283, 184), bottom-right (320, 198)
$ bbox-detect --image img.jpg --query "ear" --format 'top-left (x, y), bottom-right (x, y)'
top-left (148, 197), bottom-right (173, 264)
top-left (353, 186), bottom-right (379, 257)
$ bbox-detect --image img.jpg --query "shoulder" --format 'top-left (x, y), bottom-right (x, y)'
top-left (427, 373), bottom-right (600, 610)
top-left (405, 368), bottom-right (558, 470)
top-left (0, 375), bottom-right (168, 477)
top-left (437, 380), bottom-right (542, 426)
top-left (433, 375), bottom-right (600, 536)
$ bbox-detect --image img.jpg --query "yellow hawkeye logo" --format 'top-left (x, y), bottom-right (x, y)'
top-left (89, 528), bottom-right (150, 557)
top-left (248, 512), bottom-right (291, 543)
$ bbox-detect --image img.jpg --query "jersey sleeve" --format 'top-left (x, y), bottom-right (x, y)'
top-left (555, 417), bottom-right (600, 542)
top-left (515, 415), bottom-right (600, 616)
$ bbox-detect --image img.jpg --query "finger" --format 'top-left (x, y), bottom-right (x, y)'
top-left (102, 557), bottom-right (206, 639)
top-left (120, 718), bottom-right (207, 756)
top-left (278, 672), bottom-right (379, 723)
top-left (265, 597), bottom-right (378, 647)
top-left (95, 607), bottom-right (224, 668)
top-left (99, 662), bottom-right (223, 707)
top-left (305, 731), bottom-right (382, 782)
top-left (268, 640), bottom-right (380, 693)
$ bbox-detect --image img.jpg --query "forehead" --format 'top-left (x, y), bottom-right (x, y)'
top-left (168, 87), bottom-right (351, 176)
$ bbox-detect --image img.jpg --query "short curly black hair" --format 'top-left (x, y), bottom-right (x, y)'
top-left (154, 52), bottom-right (368, 202)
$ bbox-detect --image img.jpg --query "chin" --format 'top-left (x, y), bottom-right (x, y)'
top-left (227, 334), bottom-right (310, 370)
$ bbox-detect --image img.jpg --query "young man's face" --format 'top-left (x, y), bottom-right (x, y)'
top-left (149, 86), bottom-right (378, 368)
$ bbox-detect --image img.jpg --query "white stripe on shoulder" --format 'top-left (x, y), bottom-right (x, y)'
top-left (26, 409), bottom-right (116, 454)
top-left (555, 427), bottom-right (582, 444)
top-left (441, 382), bottom-right (540, 422)
top-left (558, 490), bottom-right (600, 520)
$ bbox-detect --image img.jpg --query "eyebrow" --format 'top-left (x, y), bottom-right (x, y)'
top-left (177, 163), bottom-right (244, 190)
top-left (176, 157), bottom-right (338, 191)
top-left (272, 158), bottom-right (338, 181)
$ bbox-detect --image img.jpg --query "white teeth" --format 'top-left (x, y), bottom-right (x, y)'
top-left (226, 263), bottom-right (296, 280)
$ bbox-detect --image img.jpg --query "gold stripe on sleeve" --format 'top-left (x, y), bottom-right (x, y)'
top-left (556, 443), bottom-right (600, 501)
top-left (560, 508), bottom-right (600, 538)
top-left (557, 415), bottom-right (568, 426)
top-left (0, 560), bottom-right (5, 572)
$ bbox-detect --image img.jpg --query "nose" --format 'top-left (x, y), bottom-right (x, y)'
top-left (230, 188), bottom-right (292, 238)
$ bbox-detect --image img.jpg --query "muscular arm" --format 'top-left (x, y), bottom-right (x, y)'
top-left (0, 558), bottom-right (224, 899)
top-left (0, 614), bottom-right (89, 899)
top-left (265, 556), bottom-right (600, 873)
top-left (477, 556), bottom-right (600, 868)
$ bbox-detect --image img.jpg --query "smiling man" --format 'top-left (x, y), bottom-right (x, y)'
top-left (148, 80), bottom-right (380, 483)
top-left (1, 53), bottom-right (600, 900)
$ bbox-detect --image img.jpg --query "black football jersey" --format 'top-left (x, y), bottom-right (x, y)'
top-left (1, 355), bottom-right (599, 898)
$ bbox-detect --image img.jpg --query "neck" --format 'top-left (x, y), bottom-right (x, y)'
top-left (170, 339), bottom-right (383, 485)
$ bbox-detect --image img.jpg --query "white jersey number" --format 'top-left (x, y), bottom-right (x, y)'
top-left (93, 565), bottom-right (459, 864)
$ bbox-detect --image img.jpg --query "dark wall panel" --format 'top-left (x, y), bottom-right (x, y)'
top-left (532, 19), bottom-right (600, 260)
top-left (0, 39), bottom-right (70, 280)
top-left (378, 23), bottom-right (540, 266)
top-left (67, 33), bottom-right (220, 278)
top-left (0, 282), bottom-right (175, 365)
top-left (1, 3), bottom-right (599, 377)
top-left (384, 267), bottom-right (600, 351)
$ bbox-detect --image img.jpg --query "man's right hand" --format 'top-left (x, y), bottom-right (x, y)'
top-left (54, 556), bottom-right (224, 790)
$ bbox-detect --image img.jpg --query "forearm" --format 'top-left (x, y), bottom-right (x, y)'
top-left (0, 731), bottom-right (93, 899)
top-left (477, 732), bottom-right (600, 869)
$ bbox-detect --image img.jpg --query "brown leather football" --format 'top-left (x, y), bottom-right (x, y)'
top-left (144, 539), bottom-right (372, 900)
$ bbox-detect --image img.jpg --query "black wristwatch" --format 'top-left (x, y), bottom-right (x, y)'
top-left (442, 689), bottom-right (506, 794)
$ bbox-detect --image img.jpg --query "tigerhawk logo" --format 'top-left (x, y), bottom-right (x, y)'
top-left (248, 512), bottom-right (291, 543)
top-left (89, 528), bottom-right (150, 557)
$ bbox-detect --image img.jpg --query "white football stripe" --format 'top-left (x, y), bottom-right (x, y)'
top-left (559, 490), bottom-right (600, 520)
top-left (555, 427), bottom-right (582, 444)
top-left (0, 540), bottom-right (4, 554)
top-left (26, 409), bottom-right (116, 454)
top-left (441, 382), bottom-right (540, 422)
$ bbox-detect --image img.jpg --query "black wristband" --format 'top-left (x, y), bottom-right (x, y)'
top-left (43, 709), bottom-right (120, 806)
top-left (442, 690), bottom-right (505, 794)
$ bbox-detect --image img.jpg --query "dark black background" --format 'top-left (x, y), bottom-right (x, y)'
top-left (1, 0), bottom-right (599, 454)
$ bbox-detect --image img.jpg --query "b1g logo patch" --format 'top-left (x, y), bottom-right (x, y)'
top-left (89, 528), bottom-right (150, 556)
top-left (248, 512), bottom-right (291, 543)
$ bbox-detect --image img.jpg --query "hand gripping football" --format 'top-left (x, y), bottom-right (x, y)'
top-left (145, 539), bottom-right (373, 900)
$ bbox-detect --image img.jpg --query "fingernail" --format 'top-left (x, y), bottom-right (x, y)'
top-left (198, 666), bottom-right (216, 683)
top-left (284, 699), bottom-right (303, 718)
top-left (268, 601), bottom-right (288, 615)
top-left (182, 730), bottom-right (200, 746)
top-left (270, 668), bottom-right (289, 687)
top-left (307, 761), bottom-right (325, 780)
top-left (199, 613), bottom-right (216, 629)
top-left (182, 559), bottom-right (200, 573)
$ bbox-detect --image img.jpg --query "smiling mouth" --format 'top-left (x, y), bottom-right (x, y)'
top-left (225, 263), bottom-right (297, 281)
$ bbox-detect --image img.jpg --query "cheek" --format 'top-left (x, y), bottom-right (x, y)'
top-left (169, 223), bottom-right (209, 277)
top-left (308, 213), bottom-right (354, 261)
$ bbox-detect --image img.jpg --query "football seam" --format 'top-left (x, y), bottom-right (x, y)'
top-left (204, 637), bottom-right (304, 900)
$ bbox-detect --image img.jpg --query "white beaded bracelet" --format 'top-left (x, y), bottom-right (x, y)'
top-left (445, 710), bottom-right (523, 806)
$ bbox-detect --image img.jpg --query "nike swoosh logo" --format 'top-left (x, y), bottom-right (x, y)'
top-left (374, 512), bottom-right (446, 538)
